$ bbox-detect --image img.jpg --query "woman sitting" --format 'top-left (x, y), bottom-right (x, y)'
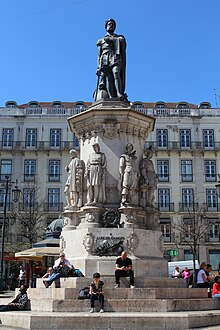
top-left (197, 262), bottom-right (212, 288)
top-left (212, 276), bottom-right (220, 298)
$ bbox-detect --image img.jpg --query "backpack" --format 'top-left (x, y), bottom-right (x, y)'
top-left (74, 269), bottom-right (84, 277)
top-left (77, 287), bottom-right (90, 299)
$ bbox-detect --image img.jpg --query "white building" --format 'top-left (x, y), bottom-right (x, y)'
top-left (0, 100), bottom-right (220, 269)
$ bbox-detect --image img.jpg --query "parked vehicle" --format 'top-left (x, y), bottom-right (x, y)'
top-left (168, 260), bottom-right (199, 278)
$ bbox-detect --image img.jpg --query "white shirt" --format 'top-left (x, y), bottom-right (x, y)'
top-left (197, 269), bottom-right (207, 284)
top-left (53, 257), bottom-right (72, 269)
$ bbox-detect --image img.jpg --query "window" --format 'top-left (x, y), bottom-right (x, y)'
top-left (73, 133), bottom-right (79, 147)
top-left (180, 129), bottom-right (191, 148)
top-left (181, 160), bottom-right (193, 182)
top-left (160, 220), bottom-right (171, 242)
top-left (26, 129), bottom-right (37, 148)
top-left (156, 129), bottom-right (168, 148)
top-left (24, 160), bottom-right (36, 181)
top-left (206, 189), bottom-right (218, 210)
top-left (49, 160), bottom-right (60, 182)
top-left (0, 160), bottom-right (12, 181)
top-left (203, 129), bottom-right (214, 149)
top-left (158, 188), bottom-right (170, 211)
top-left (48, 188), bottom-right (60, 211)
top-left (209, 222), bottom-right (219, 242)
top-left (205, 160), bottom-right (216, 182)
top-left (183, 218), bottom-right (193, 239)
top-left (2, 129), bottom-right (14, 148)
top-left (50, 129), bottom-right (61, 148)
top-left (23, 188), bottom-right (35, 209)
top-left (157, 160), bottom-right (169, 182)
top-left (182, 189), bottom-right (194, 210)
top-left (0, 188), bottom-right (10, 211)
top-left (209, 250), bottom-right (220, 270)
top-left (184, 250), bottom-right (193, 261)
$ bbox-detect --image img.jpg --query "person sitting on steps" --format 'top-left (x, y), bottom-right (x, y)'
top-left (115, 251), bottom-right (135, 288)
top-left (89, 272), bottom-right (104, 313)
top-left (0, 284), bottom-right (28, 311)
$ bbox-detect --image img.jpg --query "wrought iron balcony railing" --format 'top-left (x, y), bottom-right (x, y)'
top-left (145, 141), bottom-right (219, 151)
top-left (0, 141), bottom-right (78, 151)
top-left (43, 203), bottom-right (63, 212)
top-left (179, 203), bottom-right (199, 212)
top-left (155, 203), bottom-right (174, 212)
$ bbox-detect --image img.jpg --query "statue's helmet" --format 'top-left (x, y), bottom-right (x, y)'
top-left (105, 18), bottom-right (116, 30)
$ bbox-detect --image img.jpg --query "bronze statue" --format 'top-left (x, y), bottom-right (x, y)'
top-left (95, 19), bottom-right (127, 101)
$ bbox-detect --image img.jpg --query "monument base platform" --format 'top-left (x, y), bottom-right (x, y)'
top-left (61, 227), bottom-right (167, 277)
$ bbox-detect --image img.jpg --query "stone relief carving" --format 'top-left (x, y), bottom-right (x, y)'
top-left (64, 149), bottom-right (84, 210)
top-left (157, 235), bottom-right (164, 253)
top-left (60, 235), bottom-right (66, 251)
top-left (103, 209), bottom-right (120, 228)
top-left (118, 143), bottom-right (139, 206)
top-left (83, 232), bottom-right (95, 252)
top-left (103, 122), bottom-right (120, 139)
top-left (85, 143), bottom-right (107, 206)
top-left (139, 147), bottom-right (157, 208)
top-left (124, 231), bottom-right (139, 252)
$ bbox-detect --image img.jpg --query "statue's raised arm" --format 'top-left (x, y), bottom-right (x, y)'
top-left (94, 19), bottom-right (127, 101)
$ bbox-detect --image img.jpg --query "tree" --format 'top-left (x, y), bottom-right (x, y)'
top-left (172, 202), bottom-right (212, 286)
top-left (5, 181), bottom-right (47, 253)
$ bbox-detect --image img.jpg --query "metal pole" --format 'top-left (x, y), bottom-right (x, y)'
top-left (0, 175), bottom-right (9, 291)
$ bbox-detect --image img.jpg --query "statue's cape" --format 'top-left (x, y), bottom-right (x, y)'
top-left (111, 33), bottom-right (126, 95)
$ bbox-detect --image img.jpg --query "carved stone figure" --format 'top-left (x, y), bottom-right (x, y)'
top-left (139, 148), bottom-right (157, 207)
top-left (85, 143), bottom-right (107, 205)
top-left (64, 149), bottom-right (84, 209)
top-left (95, 18), bottom-right (127, 101)
top-left (119, 143), bottom-right (139, 206)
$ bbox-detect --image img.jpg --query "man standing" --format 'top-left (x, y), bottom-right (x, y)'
top-left (64, 149), bottom-right (84, 209)
top-left (96, 18), bottom-right (127, 100)
top-left (0, 284), bottom-right (28, 311)
top-left (115, 251), bottom-right (135, 288)
top-left (119, 143), bottom-right (139, 206)
top-left (85, 143), bottom-right (107, 206)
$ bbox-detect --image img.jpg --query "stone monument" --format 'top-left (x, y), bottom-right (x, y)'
top-left (61, 19), bottom-right (167, 277)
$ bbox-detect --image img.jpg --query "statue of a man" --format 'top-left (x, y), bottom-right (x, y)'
top-left (85, 143), bottom-right (107, 206)
top-left (64, 149), bottom-right (84, 209)
top-left (119, 143), bottom-right (139, 206)
top-left (139, 148), bottom-right (157, 208)
top-left (95, 18), bottom-right (127, 101)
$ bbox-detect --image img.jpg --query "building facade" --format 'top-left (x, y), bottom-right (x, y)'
top-left (0, 100), bottom-right (220, 269)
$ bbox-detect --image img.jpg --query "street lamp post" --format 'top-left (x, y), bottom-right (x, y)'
top-left (0, 176), bottom-right (20, 291)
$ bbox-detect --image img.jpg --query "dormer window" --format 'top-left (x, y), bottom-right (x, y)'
top-left (5, 101), bottom-right (18, 108)
top-left (52, 101), bottom-right (64, 108)
top-left (177, 102), bottom-right (189, 109)
top-left (28, 101), bottom-right (40, 108)
top-left (199, 102), bottom-right (211, 109)
top-left (155, 101), bottom-right (166, 109)
top-left (73, 102), bottom-right (86, 114)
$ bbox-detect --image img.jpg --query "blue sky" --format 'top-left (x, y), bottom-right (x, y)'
top-left (1, 0), bottom-right (220, 107)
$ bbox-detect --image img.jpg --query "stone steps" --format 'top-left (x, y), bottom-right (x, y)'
top-left (36, 276), bottom-right (186, 289)
top-left (1, 310), bottom-right (220, 329)
top-left (30, 296), bottom-right (220, 313)
top-left (28, 287), bottom-right (208, 300)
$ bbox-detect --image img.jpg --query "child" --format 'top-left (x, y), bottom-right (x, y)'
top-left (89, 272), bottom-right (104, 313)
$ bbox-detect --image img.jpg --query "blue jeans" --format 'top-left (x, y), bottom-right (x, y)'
top-left (47, 272), bottom-right (61, 286)
top-left (212, 294), bottom-right (220, 298)
top-left (90, 294), bottom-right (104, 309)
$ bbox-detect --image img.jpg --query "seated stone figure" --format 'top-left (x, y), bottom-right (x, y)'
top-left (115, 251), bottom-right (135, 288)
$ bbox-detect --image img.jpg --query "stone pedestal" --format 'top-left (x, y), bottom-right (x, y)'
top-left (61, 227), bottom-right (166, 277)
top-left (62, 100), bottom-right (168, 278)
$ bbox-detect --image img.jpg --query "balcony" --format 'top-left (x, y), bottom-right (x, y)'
top-left (155, 203), bottom-right (174, 212)
top-left (204, 233), bottom-right (220, 243)
top-left (144, 141), bottom-right (220, 152)
top-left (43, 203), bottom-right (63, 212)
top-left (0, 141), bottom-right (78, 152)
top-left (162, 232), bottom-right (176, 243)
top-left (179, 203), bottom-right (199, 212)
top-left (202, 203), bottom-right (220, 212)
